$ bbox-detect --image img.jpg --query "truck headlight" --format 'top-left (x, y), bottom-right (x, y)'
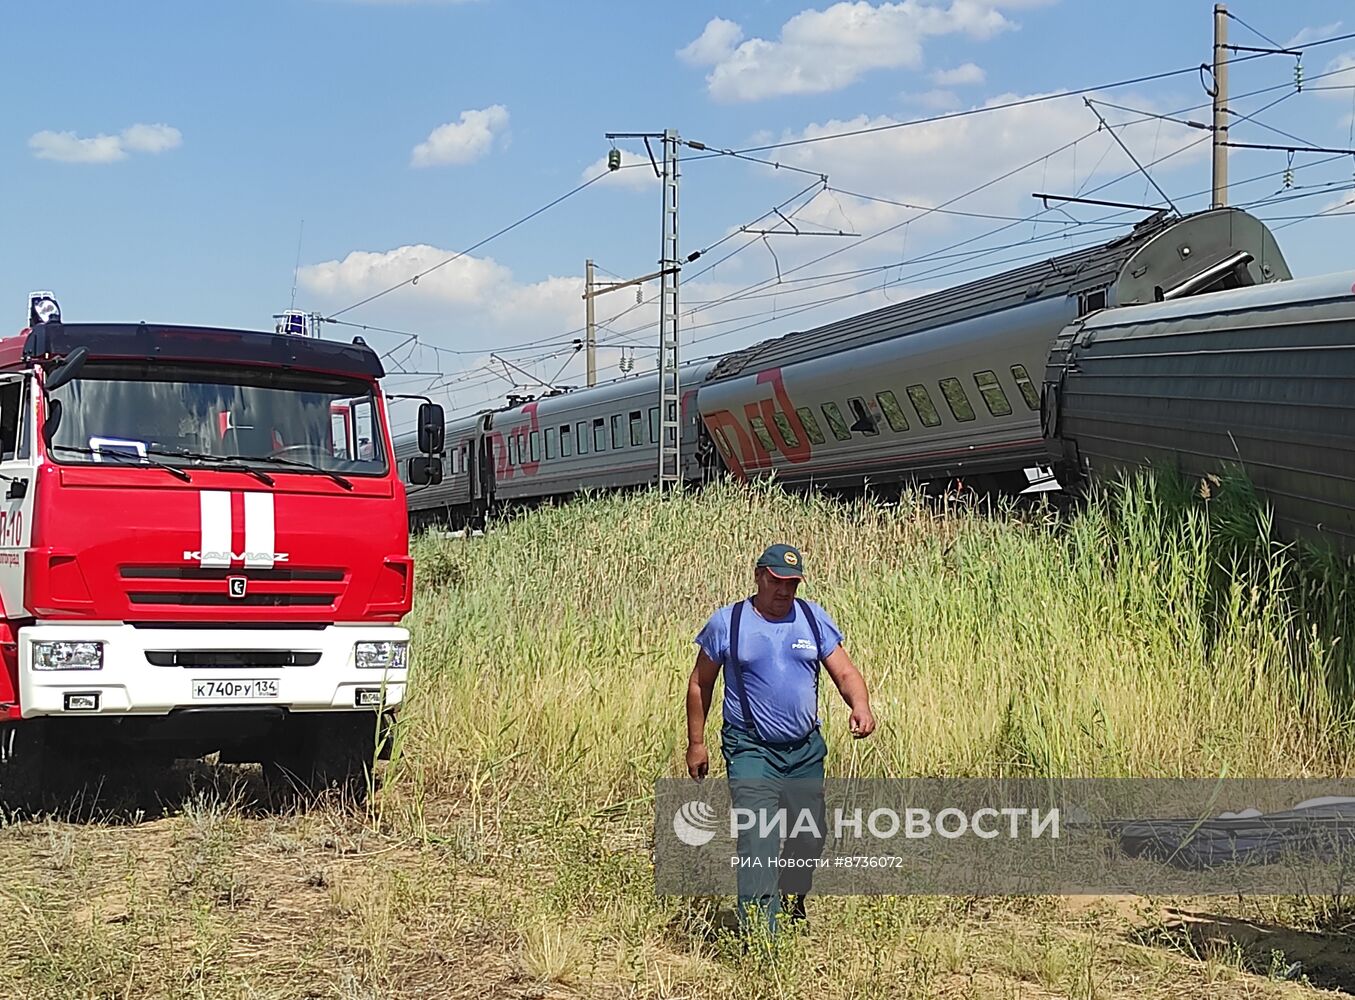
top-left (355, 640), bottom-right (407, 670)
top-left (32, 640), bottom-right (104, 670)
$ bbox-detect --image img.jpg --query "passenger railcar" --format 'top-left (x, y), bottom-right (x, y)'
top-left (401, 206), bottom-right (1298, 529)
top-left (399, 359), bottom-right (719, 527)
top-left (697, 207), bottom-right (1290, 491)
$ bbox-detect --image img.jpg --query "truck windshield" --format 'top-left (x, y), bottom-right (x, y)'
top-left (45, 360), bottom-right (387, 476)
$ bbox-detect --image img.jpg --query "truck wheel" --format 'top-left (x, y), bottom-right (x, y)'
top-left (0, 721), bottom-right (46, 816)
top-left (264, 713), bottom-right (376, 804)
top-left (0, 721), bottom-right (82, 817)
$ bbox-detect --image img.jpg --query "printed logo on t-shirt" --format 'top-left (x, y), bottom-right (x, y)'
top-left (790, 638), bottom-right (816, 652)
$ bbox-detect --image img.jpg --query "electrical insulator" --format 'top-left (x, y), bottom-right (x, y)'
top-left (1294, 60), bottom-right (1304, 92)
top-left (1283, 167), bottom-right (1294, 189)
top-left (607, 148), bottom-right (622, 171)
top-left (635, 286), bottom-right (643, 304)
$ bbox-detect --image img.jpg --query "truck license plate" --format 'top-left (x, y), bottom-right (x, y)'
top-left (191, 679), bottom-right (280, 700)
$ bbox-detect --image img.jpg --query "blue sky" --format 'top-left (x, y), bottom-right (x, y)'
top-left (5, 0), bottom-right (1354, 417)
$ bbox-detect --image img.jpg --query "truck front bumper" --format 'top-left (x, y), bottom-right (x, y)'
top-left (16, 623), bottom-right (408, 719)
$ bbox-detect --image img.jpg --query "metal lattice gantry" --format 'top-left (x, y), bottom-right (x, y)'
top-left (657, 129), bottom-right (681, 489)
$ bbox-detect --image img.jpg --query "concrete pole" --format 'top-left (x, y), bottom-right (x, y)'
top-left (584, 259), bottom-right (597, 387)
top-left (1212, 3), bottom-right (1230, 207)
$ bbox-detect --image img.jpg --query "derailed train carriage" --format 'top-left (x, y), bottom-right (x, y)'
top-left (1045, 269), bottom-right (1355, 553)
top-left (400, 206), bottom-right (1318, 533)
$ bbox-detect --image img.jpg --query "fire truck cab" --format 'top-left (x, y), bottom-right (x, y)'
top-left (0, 297), bottom-right (443, 804)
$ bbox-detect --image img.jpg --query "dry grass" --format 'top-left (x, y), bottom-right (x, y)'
top-left (3, 478), bottom-right (1355, 998)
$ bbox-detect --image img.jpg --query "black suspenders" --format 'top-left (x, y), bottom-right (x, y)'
top-left (727, 597), bottom-right (825, 739)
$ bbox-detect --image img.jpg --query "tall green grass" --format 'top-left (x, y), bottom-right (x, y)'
top-left (395, 473), bottom-right (1355, 823)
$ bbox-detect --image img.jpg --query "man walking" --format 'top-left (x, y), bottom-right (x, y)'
top-left (685, 543), bottom-right (875, 934)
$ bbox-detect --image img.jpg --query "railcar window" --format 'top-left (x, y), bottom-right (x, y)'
top-left (906, 385), bottom-right (942, 427)
top-left (795, 406), bottom-right (826, 445)
top-left (509, 434), bottom-right (519, 466)
top-left (820, 402), bottom-right (852, 441)
top-left (770, 411), bottom-right (800, 448)
top-left (648, 406), bottom-right (659, 445)
top-left (747, 414), bottom-right (776, 452)
top-left (545, 426), bottom-right (557, 460)
top-left (973, 371), bottom-right (1012, 417)
top-left (576, 421), bottom-right (589, 455)
top-left (629, 410), bottom-right (644, 447)
top-left (938, 379), bottom-right (976, 422)
top-left (594, 418), bottom-right (606, 452)
top-left (610, 414), bottom-right (623, 449)
top-left (875, 391), bottom-right (909, 432)
top-left (530, 430), bottom-right (541, 461)
top-left (847, 397), bottom-right (879, 436)
top-left (1010, 365), bottom-right (1040, 410)
top-left (560, 424), bottom-right (573, 457)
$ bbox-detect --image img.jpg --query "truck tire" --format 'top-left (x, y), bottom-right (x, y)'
top-left (0, 721), bottom-right (45, 816)
top-left (0, 721), bottom-right (84, 816)
top-left (263, 713), bottom-right (376, 804)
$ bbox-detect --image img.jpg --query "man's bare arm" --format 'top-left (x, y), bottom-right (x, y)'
top-left (822, 644), bottom-right (876, 738)
top-left (686, 650), bottom-right (722, 778)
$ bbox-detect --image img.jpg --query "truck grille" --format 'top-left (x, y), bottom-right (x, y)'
top-left (145, 650), bottom-right (323, 668)
top-left (119, 564), bottom-right (346, 612)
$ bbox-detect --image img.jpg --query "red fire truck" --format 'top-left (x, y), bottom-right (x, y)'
top-left (0, 295), bottom-right (444, 805)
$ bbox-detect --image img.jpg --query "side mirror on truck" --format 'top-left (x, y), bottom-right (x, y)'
top-left (43, 346), bottom-right (89, 394)
top-left (417, 401), bottom-right (445, 455)
top-left (407, 455), bottom-right (444, 486)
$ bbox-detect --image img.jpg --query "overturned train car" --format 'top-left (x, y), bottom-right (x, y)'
top-left (1045, 270), bottom-right (1355, 554)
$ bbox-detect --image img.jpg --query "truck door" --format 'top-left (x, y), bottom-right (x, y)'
top-left (0, 375), bottom-right (36, 618)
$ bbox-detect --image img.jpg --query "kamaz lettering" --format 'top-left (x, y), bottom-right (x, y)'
top-left (182, 550), bottom-right (291, 564)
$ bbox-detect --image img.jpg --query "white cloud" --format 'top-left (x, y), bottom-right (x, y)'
top-left (1318, 52), bottom-right (1355, 99)
top-left (300, 245), bottom-right (513, 306)
top-left (28, 122), bottom-right (182, 164)
top-left (901, 88), bottom-right (962, 110)
top-left (1286, 22), bottom-right (1342, 48)
top-left (1320, 191), bottom-right (1355, 214)
top-left (678, 1), bottom-right (1026, 102)
top-left (580, 149), bottom-right (659, 189)
top-left (770, 92), bottom-right (1207, 236)
top-left (411, 105), bottom-right (509, 167)
top-left (120, 123), bottom-right (183, 154)
top-left (678, 17), bottom-right (743, 65)
top-left (931, 61), bottom-right (985, 86)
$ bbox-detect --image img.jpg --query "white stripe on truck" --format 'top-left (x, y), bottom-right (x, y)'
top-left (243, 492), bottom-right (275, 569)
top-left (199, 491), bottom-right (232, 568)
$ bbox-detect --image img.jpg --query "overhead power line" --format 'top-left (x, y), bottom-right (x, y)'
top-left (324, 170), bottom-right (611, 320)
top-left (698, 27), bottom-right (1355, 158)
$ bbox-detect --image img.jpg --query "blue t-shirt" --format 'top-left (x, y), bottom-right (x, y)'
top-left (694, 598), bottom-right (844, 743)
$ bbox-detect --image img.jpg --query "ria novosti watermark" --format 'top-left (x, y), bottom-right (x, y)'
top-left (673, 799), bottom-right (1060, 847)
top-left (655, 778), bottom-right (1355, 896)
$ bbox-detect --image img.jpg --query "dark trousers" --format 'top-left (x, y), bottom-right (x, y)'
top-left (721, 723), bottom-right (827, 933)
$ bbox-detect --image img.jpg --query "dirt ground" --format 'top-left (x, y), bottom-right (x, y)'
top-left (3, 764), bottom-right (1354, 1000)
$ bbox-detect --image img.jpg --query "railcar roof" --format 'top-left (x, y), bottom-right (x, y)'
top-left (0, 322), bottom-right (385, 379)
top-left (704, 208), bottom-right (1251, 382)
top-left (1074, 268), bottom-right (1355, 331)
